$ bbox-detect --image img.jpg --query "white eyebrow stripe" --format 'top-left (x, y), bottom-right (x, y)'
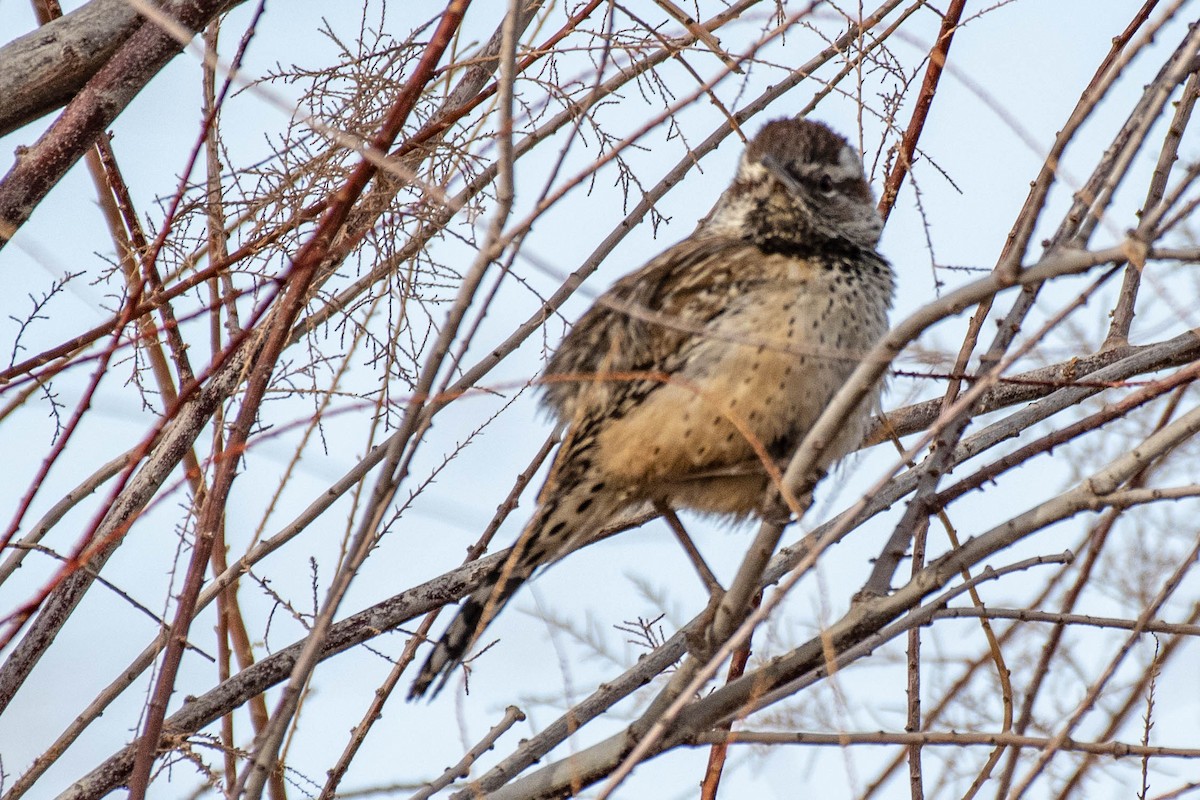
top-left (839, 146), bottom-right (866, 171)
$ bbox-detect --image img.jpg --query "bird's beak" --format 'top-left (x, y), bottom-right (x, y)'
top-left (760, 153), bottom-right (804, 197)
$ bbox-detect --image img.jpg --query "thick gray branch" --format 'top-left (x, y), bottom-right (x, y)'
top-left (0, 0), bottom-right (245, 137)
top-left (490, 402), bottom-right (1200, 799)
top-left (53, 554), bottom-right (504, 800)
top-left (0, 0), bottom-right (243, 245)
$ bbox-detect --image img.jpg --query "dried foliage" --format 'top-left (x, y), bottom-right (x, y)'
top-left (0, 1), bottom-right (1199, 799)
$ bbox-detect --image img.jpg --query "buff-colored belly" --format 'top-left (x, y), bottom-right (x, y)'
top-left (591, 275), bottom-right (881, 517)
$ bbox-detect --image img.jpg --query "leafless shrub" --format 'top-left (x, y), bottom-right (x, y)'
top-left (0, 2), bottom-right (1198, 799)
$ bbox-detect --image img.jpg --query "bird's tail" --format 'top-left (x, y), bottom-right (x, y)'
top-left (408, 438), bottom-right (628, 699)
top-left (407, 554), bottom-right (534, 699)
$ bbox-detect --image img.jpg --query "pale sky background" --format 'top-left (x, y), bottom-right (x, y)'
top-left (1, 2), bottom-right (1197, 798)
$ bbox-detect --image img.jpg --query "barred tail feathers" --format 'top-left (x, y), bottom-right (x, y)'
top-left (407, 457), bottom-right (625, 700)
top-left (407, 557), bottom-right (533, 699)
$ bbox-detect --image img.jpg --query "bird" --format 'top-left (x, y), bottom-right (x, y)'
top-left (409, 117), bottom-right (895, 699)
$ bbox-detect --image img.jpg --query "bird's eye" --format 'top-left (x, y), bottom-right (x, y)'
top-left (818, 174), bottom-right (836, 193)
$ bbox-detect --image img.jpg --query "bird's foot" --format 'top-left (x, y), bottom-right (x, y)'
top-left (685, 588), bottom-right (727, 661)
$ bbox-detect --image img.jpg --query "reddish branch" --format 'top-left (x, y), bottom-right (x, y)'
top-left (0, 0), bottom-right (544, 723)
top-left (877, 0), bottom-right (966, 222)
top-left (123, 1), bottom-right (472, 796)
top-left (0, 279), bottom-right (275, 660)
top-left (699, 592), bottom-right (760, 800)
top-left (0, 254), bottom-right (150, 601)
top-left (0, 0), bottom-right (603, 388)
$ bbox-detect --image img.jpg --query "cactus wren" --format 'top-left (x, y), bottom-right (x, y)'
top-left (410, 118), bottom-right (894, 698)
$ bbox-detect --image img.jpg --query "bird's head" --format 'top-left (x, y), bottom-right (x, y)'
top-left (705, 118), bottom-right (882, 253)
